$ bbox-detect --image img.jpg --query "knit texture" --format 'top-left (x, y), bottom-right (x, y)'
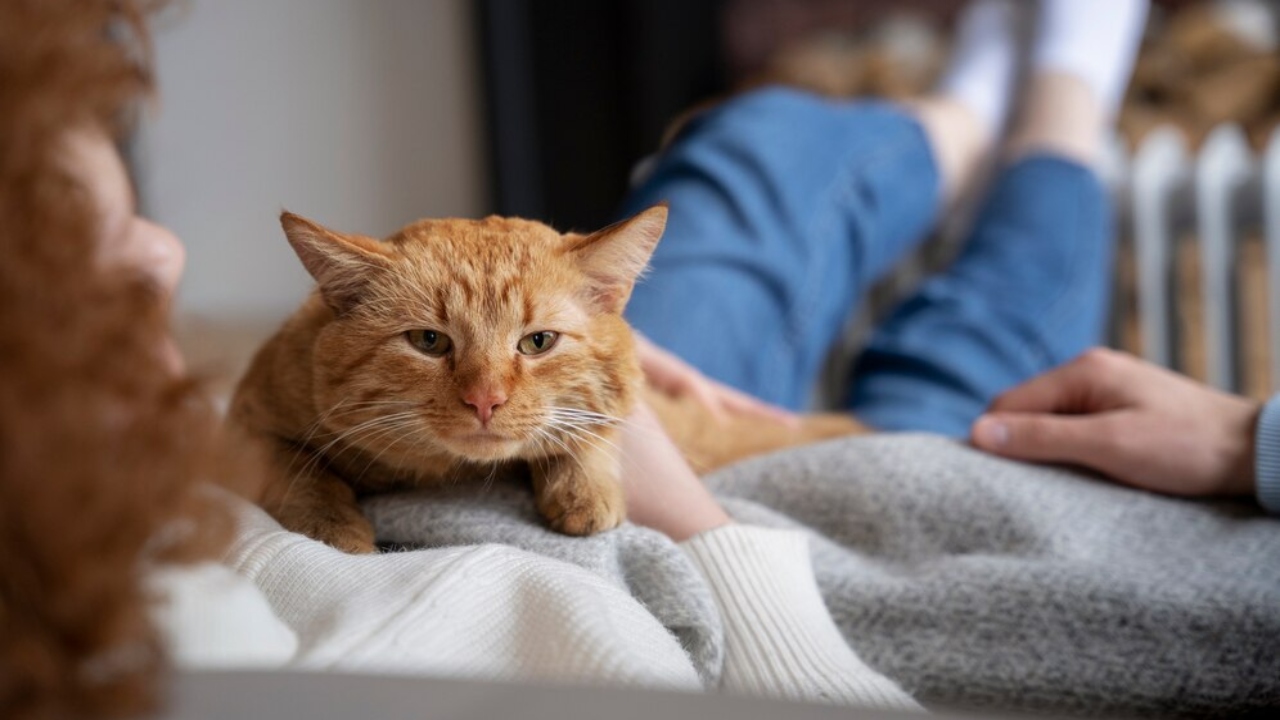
top-left (223, 503), bottom-right (702, 690)
top-left (1256, 394), bottom-right (1280, 514)
top-left (364, 482), bottom-right (724, 685)
top-left (150, 562), bottom-right (298, 669)
top-left (206, 499), bottom-right (908, 708)
top-left (366, 433), bottom-right (1280, 718)
top-left (711, 434), bottom-right (1280, 718)
top-left (680, 526), bottom-right (921, 712)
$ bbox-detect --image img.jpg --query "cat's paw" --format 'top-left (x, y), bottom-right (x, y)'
top-left (325, 526), bottom-right (379, 554)
top-left (283, 511), bottom-right (378, 554)
top-left (539, 482), bottom-right (626, 536)
top-left (265, 472), bottom-right (379, 554)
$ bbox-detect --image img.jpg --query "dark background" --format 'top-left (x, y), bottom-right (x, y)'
top-left (478, 0), bottom-right (725, 232)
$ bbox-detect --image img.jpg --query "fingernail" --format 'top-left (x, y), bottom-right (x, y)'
top-left (974, 416), bottom-right (1009, 448)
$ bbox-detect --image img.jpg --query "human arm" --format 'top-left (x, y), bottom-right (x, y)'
top-left (620, 402), bottom-right (921, 710)
top-left (634, 333), bottom-right (797, 425)
top-left (970, 347), bottom-right (1278, 511)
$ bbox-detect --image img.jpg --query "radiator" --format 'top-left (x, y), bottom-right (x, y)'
top-left (1113, 124), bottom-right (1280, 398)
top-left (826, 123), bottom-right (1280, 406)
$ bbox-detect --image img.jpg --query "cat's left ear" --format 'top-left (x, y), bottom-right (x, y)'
top-left (567, 204), bottom-right (667, 314)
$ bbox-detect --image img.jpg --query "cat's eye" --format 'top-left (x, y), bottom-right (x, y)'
top-left (407, 329), bottom-right (453, 356)
top-left (517, 331), bottom-right (559, 356)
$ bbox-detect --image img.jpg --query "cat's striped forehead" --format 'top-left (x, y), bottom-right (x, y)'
top-left (391, 216), bottom-right (573, 280)
top-left (369, 215), bottom-right (586, 331)
top-left (392, 215), bottom-right (562, 250)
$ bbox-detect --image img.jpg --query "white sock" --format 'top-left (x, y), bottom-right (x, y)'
top-left (1033, 0), bottom-right (1150, 118)
top-left (937, 0), bottom-right (1021, 137)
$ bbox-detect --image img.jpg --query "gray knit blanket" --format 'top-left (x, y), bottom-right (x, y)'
top-left (363, 434), bottom-right (1280, 718)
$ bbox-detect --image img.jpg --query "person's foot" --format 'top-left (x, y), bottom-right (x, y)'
top-left (936, 0), bottom-right (1027, 142)
top-left (1031, 0), bottom-right (1150, 120)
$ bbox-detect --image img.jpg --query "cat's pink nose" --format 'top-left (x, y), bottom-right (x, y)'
top-left (463, 389), bottom-right (507, 426)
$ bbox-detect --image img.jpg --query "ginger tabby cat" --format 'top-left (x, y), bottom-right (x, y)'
top-left (230, 207), bottom-right (864, 553)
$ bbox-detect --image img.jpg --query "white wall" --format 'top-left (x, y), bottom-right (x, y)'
top-left (139, 0), bottom-right (487, 323)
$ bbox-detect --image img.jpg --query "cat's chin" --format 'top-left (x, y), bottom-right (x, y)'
top-left (448, 432), bottom-right (525, 461)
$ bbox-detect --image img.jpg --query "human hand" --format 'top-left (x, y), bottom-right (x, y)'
top-left (634, 333), bottom-right (797, 425)
top-left (620, 400), bottom-right (731, 541)
top-left (970, 348), bottom-right (1261, 497)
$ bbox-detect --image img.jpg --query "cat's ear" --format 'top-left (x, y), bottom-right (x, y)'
top-left (281, 211), bottom-right (390, 313)
top-left (567, 204), bottom-right (667, 313)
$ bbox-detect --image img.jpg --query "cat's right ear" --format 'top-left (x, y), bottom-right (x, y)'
top-left (567, 205), bottom-right (667, 314)
top-left (281, 211), bottom-right (390, 313)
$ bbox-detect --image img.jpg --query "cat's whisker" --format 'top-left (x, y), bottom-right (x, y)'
top-left (555, 411), bottom-right (621, 425)
top-left (532, 426), bottom-right (568, 456)
top-left (305, 402), bottom-right (421, 441)
top-left (532, 426), bottom-right (590, 479)
top-left (282, 397), bottom-right (357, 482)
top-left (320, 410), bottom-right (421, 446)
top-left (479, 462), bottom-right (500, 492)
top-left (305, 415), bottom-right (422, 496)
top-left (351, 416), bottom-right (424, 483)
top-left (293, 411), bottom-right (422, 488)
top-left (542, 407), bottom-right (621, 434)
top-left (277, 411), bottom-right (379, 509)
top-left (545, 406), bottom-right (623, 425)
top-left (544, 421), bottom-right (626, 450)
top-left (430, 452), bottom-right (469, 488)
top-left (529, 448), bottom-right (550, 483)
top-left (549, 425), bottom-right (620, 461)
top-left (544, 416), bottom-right (614, 433)
top-left (545, 419), bottom-right (618, 436)
top-left (560, 426), bottom-right (620, 454)
top-left (318, 414), bottom-right (422, 467)
top-left (542, 416), bottom-right (620, 449)
top-left (445, 464), bottom-right (471, 487)
top-left (286, 400), bottom-right (420, 487)
top-left (544, 423), bottom-right (623, 459)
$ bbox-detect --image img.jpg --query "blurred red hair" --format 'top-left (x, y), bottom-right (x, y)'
top-left (0, 1), bottom-right (237, 717)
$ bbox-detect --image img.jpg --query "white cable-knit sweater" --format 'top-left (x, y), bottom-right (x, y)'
top-left (151, 499), bottom-right (919, 712)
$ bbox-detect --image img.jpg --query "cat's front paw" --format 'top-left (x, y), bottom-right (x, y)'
top-left (325, 525), bottom-right (379, 554)
top-left (274, 504), bottom-right (379, 554)
top-left (538, 479), bottom-right (626, 536)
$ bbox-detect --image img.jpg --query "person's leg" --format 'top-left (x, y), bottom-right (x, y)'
top-left (623, 94), bottom-right (939, 410)
top-left (624, 2), bottom-right (1019, 409)
top-left (847, 0), bottom-right (1149, 435)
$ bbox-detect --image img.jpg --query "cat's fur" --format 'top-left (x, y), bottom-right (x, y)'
top-left (230, 208), bottom-right (864, 553)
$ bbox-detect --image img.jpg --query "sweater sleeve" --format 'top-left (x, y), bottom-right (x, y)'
top-left (1255, 394), bottom-right (1280, 515)
top-left (679, 524), bottom-right (922, 712)
top-left (149, 562), bottom-right (298, 669)
top-left (223, 498), bottom-right (702, 689)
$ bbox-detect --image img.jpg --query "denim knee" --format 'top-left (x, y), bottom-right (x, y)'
top-left (674, 86), bottom-right (835, 146)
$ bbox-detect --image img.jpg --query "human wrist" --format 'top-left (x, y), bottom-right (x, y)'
top-left (1218, 396), bottom-right (1262, 496)
top-left (1253, 395), bottom-right (1280, 513)
top-left (654, 500), bottom-right (732, 543)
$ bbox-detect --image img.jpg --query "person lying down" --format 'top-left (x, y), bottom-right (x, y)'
top-left (6, 3), bottom-right (1277, 720)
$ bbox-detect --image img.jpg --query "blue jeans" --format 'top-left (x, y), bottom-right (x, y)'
top-left (623, 87), bottom-right (1112, 437)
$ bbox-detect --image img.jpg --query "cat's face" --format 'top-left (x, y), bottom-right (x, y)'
top-left (282, 208), bottom-right (665, 467)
